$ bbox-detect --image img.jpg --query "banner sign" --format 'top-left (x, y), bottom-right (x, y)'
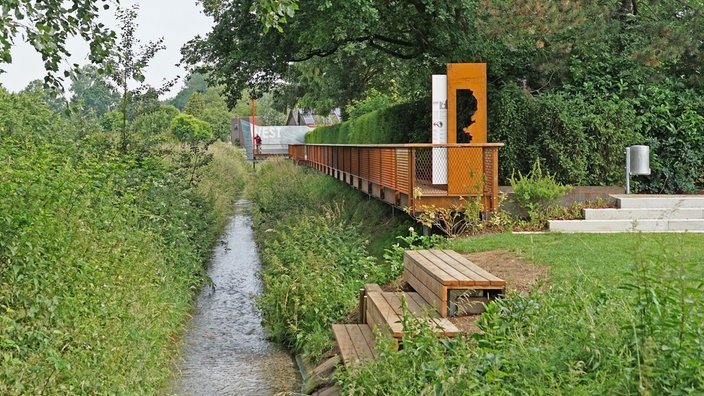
top-left (432, 75), bottom-right (448, 184)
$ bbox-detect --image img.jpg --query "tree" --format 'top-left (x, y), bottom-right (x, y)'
top-left (183, 91), bottom-right (205, 119)
top-left (20, 80), bottom-right (66, 113)
top-left (70, 65), bottom-right (120, 117)
top-left (170, 113), bottom-right (214, 186)
top-left (168, 73), bottom-right (208, 110)
top-left (108, 5), bottom-right (176, 152)
top-left (0, 0), bottom-right (116, 92)
top-left (182, 0), bottom-right (477, 109)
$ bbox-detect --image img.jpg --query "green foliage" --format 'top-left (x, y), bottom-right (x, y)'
top-left (345, 88), bottom-right (398, 120)
top-left (248, 159), bottom-right (411, 359)
top-left (341, 233), bottom-right (704, 394)
top-left (69, 65), bottom-right (120, 117)
top-left (307, 100), bottom-right (430, 144)
top-left (108, 5), bottom-right (176, 152)
top-left (132, 104), bottom-right (180, 137)
top-left (0, 88), bottom-right (248, 394)
top-left (183, 91), bottom-right (206, 119)
top-left (0, 87), bottom-right (71, 142)
top-left (170, 113), bottom-right (213, 144)
top-left (168, 73), bottom-right (208, 110)
top-left (633, 82), bottom-right (704, 193)
top-left (509, 159), bottom-right (571, 222)
top-left (0, 0), bottom-right (115, 92)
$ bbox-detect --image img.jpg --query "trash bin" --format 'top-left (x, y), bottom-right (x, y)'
top-left (629, 145), bottom-right (651, 176)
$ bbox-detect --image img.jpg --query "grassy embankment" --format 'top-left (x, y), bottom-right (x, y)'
top-left (246, 157), bottom-right (703, 394)
top-left (338, 232), bottom-right (704, 394)
top-left (247, 158), bottom-right (415, 361)
top-left (0, 134), bottom-right (247, 394)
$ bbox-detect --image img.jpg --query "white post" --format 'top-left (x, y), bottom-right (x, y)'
top-left (432, 75), bottom-right (448, 184)
top-left (625, 146), bottom-right (631, 194)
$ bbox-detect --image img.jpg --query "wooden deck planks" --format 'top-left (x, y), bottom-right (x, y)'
top-left (332, 324), bottom-right (377, 367)
top-left (365, 291), bottom-right (459, 339)
top-left (441, 250), bottom-right (506, 286)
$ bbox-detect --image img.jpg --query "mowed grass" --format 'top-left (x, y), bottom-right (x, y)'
top-left (448, 232), bottom-right (704, 285)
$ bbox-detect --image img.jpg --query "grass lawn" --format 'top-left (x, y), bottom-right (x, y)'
top-left (447, 232), bottom-right (704, 285)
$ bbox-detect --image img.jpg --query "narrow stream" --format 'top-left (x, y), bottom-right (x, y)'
top-left (169, 199), bottom-right (300, 395)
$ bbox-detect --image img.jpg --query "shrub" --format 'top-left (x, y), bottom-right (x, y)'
top-left (306, 100), bottom-right (430, 144)
top-left (509, 159), bottom-right (571, 222)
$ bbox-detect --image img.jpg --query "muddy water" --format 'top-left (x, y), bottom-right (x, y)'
top-left (170, 200), bottom-right (300, 395)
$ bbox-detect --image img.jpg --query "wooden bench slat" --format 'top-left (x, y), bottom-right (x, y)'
top-left (405, 259), bottom-right (441, 291)
top-left (348, 325), bottom-right (375, 363)
top-left (427, 250), bottom-right (492, 286)
top-left (416, 250), bottom-right (471, 284)
top-left (404, 263), bottom-right (446, 302)
top-left (404, 293), bottom-right (460, 334)
top-left (358, 324), bottom-right (378, 358)
top-left (404, 251), bottom-right (461, 286)
top-left (366, 291), bottom-right (402, 338)
top-left (332, 324), bottom-right (377, 367)
top-left (332, 324), bottom-right (358, 367)
top-left (442, 250), bottom-right (507, 286)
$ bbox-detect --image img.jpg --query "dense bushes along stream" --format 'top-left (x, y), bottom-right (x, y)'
top-left (248, 158), bottom-right (413, 360)
top-left (0, 88), bottom-right (248, 393)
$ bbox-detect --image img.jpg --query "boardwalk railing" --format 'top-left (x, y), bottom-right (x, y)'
top-left (288, 143), bottom-right (503, 213)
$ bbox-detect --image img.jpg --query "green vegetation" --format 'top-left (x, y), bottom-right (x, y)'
top-left (306, 101), bottom-right (429, 144)
top-left (0, 86), bottom-right (247, 393)
top-left (509, 159), bottom-right (572, 223)
top-left (188, 0), bottom-right (704, 193)
top-left (339, 232), bottom-right (704, 394)
top-left (248, 159), bottom-right (414, 360)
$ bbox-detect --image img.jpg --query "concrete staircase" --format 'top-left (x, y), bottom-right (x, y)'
top-left (549, 195), bottom-right (704, 233)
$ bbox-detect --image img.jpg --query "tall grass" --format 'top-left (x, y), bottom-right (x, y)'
top-left (248, 159), bottom-right (412, 360)
top-left (338, 232), bottom-right (704, 394)
top-left (0, 134), bottom-right (248, 393)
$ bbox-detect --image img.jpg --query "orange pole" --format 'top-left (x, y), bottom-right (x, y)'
top-left (251, 99), bottom-right (255, 150)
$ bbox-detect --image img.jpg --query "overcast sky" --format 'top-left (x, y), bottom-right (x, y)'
top-left (0, 0), bottom-right (213, 99)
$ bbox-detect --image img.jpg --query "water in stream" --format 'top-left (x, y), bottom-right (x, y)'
top-left (169, 200), bottom-right (300, 395)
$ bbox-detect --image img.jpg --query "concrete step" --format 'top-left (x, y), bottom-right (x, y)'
top-left (613, 194), bottom-right (704, 209)
top-left (549, 219), bottom-right (704, 233)
top-left (583, 208), bottom-right (704, 220)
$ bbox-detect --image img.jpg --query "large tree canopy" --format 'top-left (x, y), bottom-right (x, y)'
top-left (185, 0), bottom-right (704, 112)
top-left (0, 0), bottom-right (117, 90)
top-left (182, 0), bottom-right (478, 109)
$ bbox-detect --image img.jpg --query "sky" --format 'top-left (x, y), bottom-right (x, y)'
top-left (0, 0), bottom-right (213, 99)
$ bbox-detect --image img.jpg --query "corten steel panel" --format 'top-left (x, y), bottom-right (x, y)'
top-left (332, 146), bottom-right (339, 169)
top-left (341, 147), bottom-right (349, 172)
top-left (370, 149), bottom-right (382, 184)
top-left (361, 149), bottom-right (371, 179)
top-left (380, 148), bottom-right (396, 189)
top-left (483, 147), bottom-right (500, 211)
top-left (448, 147), bottom-right (484, 196)
top-left (447, 63), bottom-right (487, 144)
top-left (396, 149), bottom-right (410, 194)
top-left (351, 147), bottom-right (360, 175)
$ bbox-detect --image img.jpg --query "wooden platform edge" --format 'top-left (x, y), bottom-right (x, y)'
top-left (332, 324), bottom-right (377, 367)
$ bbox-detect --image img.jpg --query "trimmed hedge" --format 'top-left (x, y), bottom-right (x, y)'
top-left (306, 100), bottom-right (430, 144)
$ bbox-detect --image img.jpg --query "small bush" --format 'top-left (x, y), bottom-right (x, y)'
top-left (509, 159), bottom-right (571, 223)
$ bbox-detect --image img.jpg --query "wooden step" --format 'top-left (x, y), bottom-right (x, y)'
top-left (331, 324), bottom-right (378, 367)
top-left (404, 250), bottom-right (505, 317)
top-left (365, 291), bottom-right (459, 341)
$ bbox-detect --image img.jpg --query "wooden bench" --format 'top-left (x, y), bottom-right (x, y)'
top-left (404, 249), bottom-right (506, 317)
top-left (331, 324), bottom-right (377, 367)
top-left (364, 290), bottom-right (459, 341)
